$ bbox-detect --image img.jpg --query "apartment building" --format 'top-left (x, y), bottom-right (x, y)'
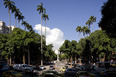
top-left (0, 20), bottom-right (15, 34)
top-left (0, 20), bottom-right (9, 34)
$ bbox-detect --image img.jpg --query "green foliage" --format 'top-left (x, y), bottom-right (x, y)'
top-left (37, 2), bottom-right (46, 14)
top-left (0, 28), bottom-right (55, 64)
top-left (99, 0), bottom-right (116, 37)
top-left (89, 30), bottom-right (116, 61)
top-left (86, 16), bottom-right (96, 28)
top-left (60, 29), bottom-right (116, 63)
top-left (59, 40), bottom-right (79, 61)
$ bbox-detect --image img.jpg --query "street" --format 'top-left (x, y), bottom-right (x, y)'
top-left (22, 61), bottom-right (102, 77)
top-left (0, 61), bottom-right (107, 77)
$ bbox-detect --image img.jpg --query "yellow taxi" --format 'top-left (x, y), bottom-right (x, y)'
top-left (59, 66), bottom-right (67, 72)
top-left (2, 70), bottom-right (23, 77)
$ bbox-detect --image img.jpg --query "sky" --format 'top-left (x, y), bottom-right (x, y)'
top-left (0, 0), bottom-right (107, 50)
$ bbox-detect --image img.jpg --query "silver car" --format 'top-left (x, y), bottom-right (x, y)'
top-left (13, 64), bottom-right (34, 72)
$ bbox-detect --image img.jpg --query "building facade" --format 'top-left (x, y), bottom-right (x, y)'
top-left (0, 20), bottom-right (9, 34)
top-left (0, 20), bottom-right (15, 34)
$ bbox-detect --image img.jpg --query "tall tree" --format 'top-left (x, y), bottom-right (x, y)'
top-left (22, 21), bottom-right (28, 30)
top-left (86, 16), bottom-right (96, 32)
top-left (14, 9), bottom-right (20, 27)
top-left (37, 2), bottom-right (46, 66)
top-left (60, 40), bottom-right (78, 67)
top-left (11, 4), bottom-right (17, 27)
top-left (82, 26), bottom-right (90, 37)
top-left (76, 26), bottom-right (82, 39)
top-left (42, 13), bottom-right (49, 44)
top-left (4, 0), bottom-right (15, 33)
top-left (89, 30), bottom-right (113, 62)
top-left (17, 13), bottom-right (25, 28)
top-left (99, 0), bottom-right (116, 38)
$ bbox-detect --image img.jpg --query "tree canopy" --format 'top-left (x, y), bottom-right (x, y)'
top-left (99, 0), bottom-right (116, 37)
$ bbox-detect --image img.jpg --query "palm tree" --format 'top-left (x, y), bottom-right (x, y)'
top-left (3, 0), bottom-right (15, 66)
top-left (76, 26), bottom-right (82, 39)
top-left (82, 26), bottom-right (90, 37)
top-left (42, 13), bottom-right (49, 44)
top-left (22, 21), bottom-right (27, 30)
top-left (17, 13), bottom-right (25, 28)
top-left (12, 5), bottom-right (17, 27)
top-left (37, 2), bottom-right (46, 66)
top-left (4, 0), bottom-right (15, 33)
top-left (86, 16), bottom-right (96, 32)
top-left (14, 9), bottom-right (20, 27)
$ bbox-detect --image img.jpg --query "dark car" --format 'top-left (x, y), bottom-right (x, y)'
top-left (40, 70), bottom-right (64, 77)
top-left (49, 65), bottom-right (55, 70)
top-left (76, 71), bottom-right (95, 77)
top-left (65, 68), bottom-right (77, 76)
top-left (0, 61), bottom-right (9, 72)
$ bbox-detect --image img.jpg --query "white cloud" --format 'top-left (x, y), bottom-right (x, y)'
top-left (34, 24), bottom-right (65, 50)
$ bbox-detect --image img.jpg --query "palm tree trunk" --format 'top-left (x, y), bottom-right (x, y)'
top-left (28, 47), bottom-right (30, 65)
top-left (15, 18), bottom-right (17, 27)
top-left (45, 20), bottom-right (46, 45)
top-left (8, 9), bottom-right (12, 66)
top-left (18, 21), bottom-right (20, 28)
top-left (92, 23), bottom-right (93, 32)
top-left (41, 13), bottom-right (43, 66)
top-left (8, 9), bottom-right (11, 33)
top-left (79, 32), bottom-right (81, 39)
top-left (24, 24), bottom-right (26, 32)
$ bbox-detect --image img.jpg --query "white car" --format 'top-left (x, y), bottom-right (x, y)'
top-left (39, 66), bottom-right (45, 70)
top-left (13, 64), bottom-right (34, 72)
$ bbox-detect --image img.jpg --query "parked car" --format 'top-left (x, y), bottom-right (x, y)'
top-left (76, 71), bottom-right (95, 77)
top-left (65, 68), bottom-right (78, 76)
top-left (49, 65), bottom-right (55, 70)
top-left (2, 70), bottom-right (23, 77)
top-left (91, 65), bottom-right (97, 70)
top-left (13, 64), bottom-right (34, 73)
top-left (76, 65), bottom-right (85, 70)
top-left (39, 66), bottom-right (46, 70)
top-left (0, 61), bottom-right (9, 72)
top-left (40, 70), bottom-right (64, 77)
